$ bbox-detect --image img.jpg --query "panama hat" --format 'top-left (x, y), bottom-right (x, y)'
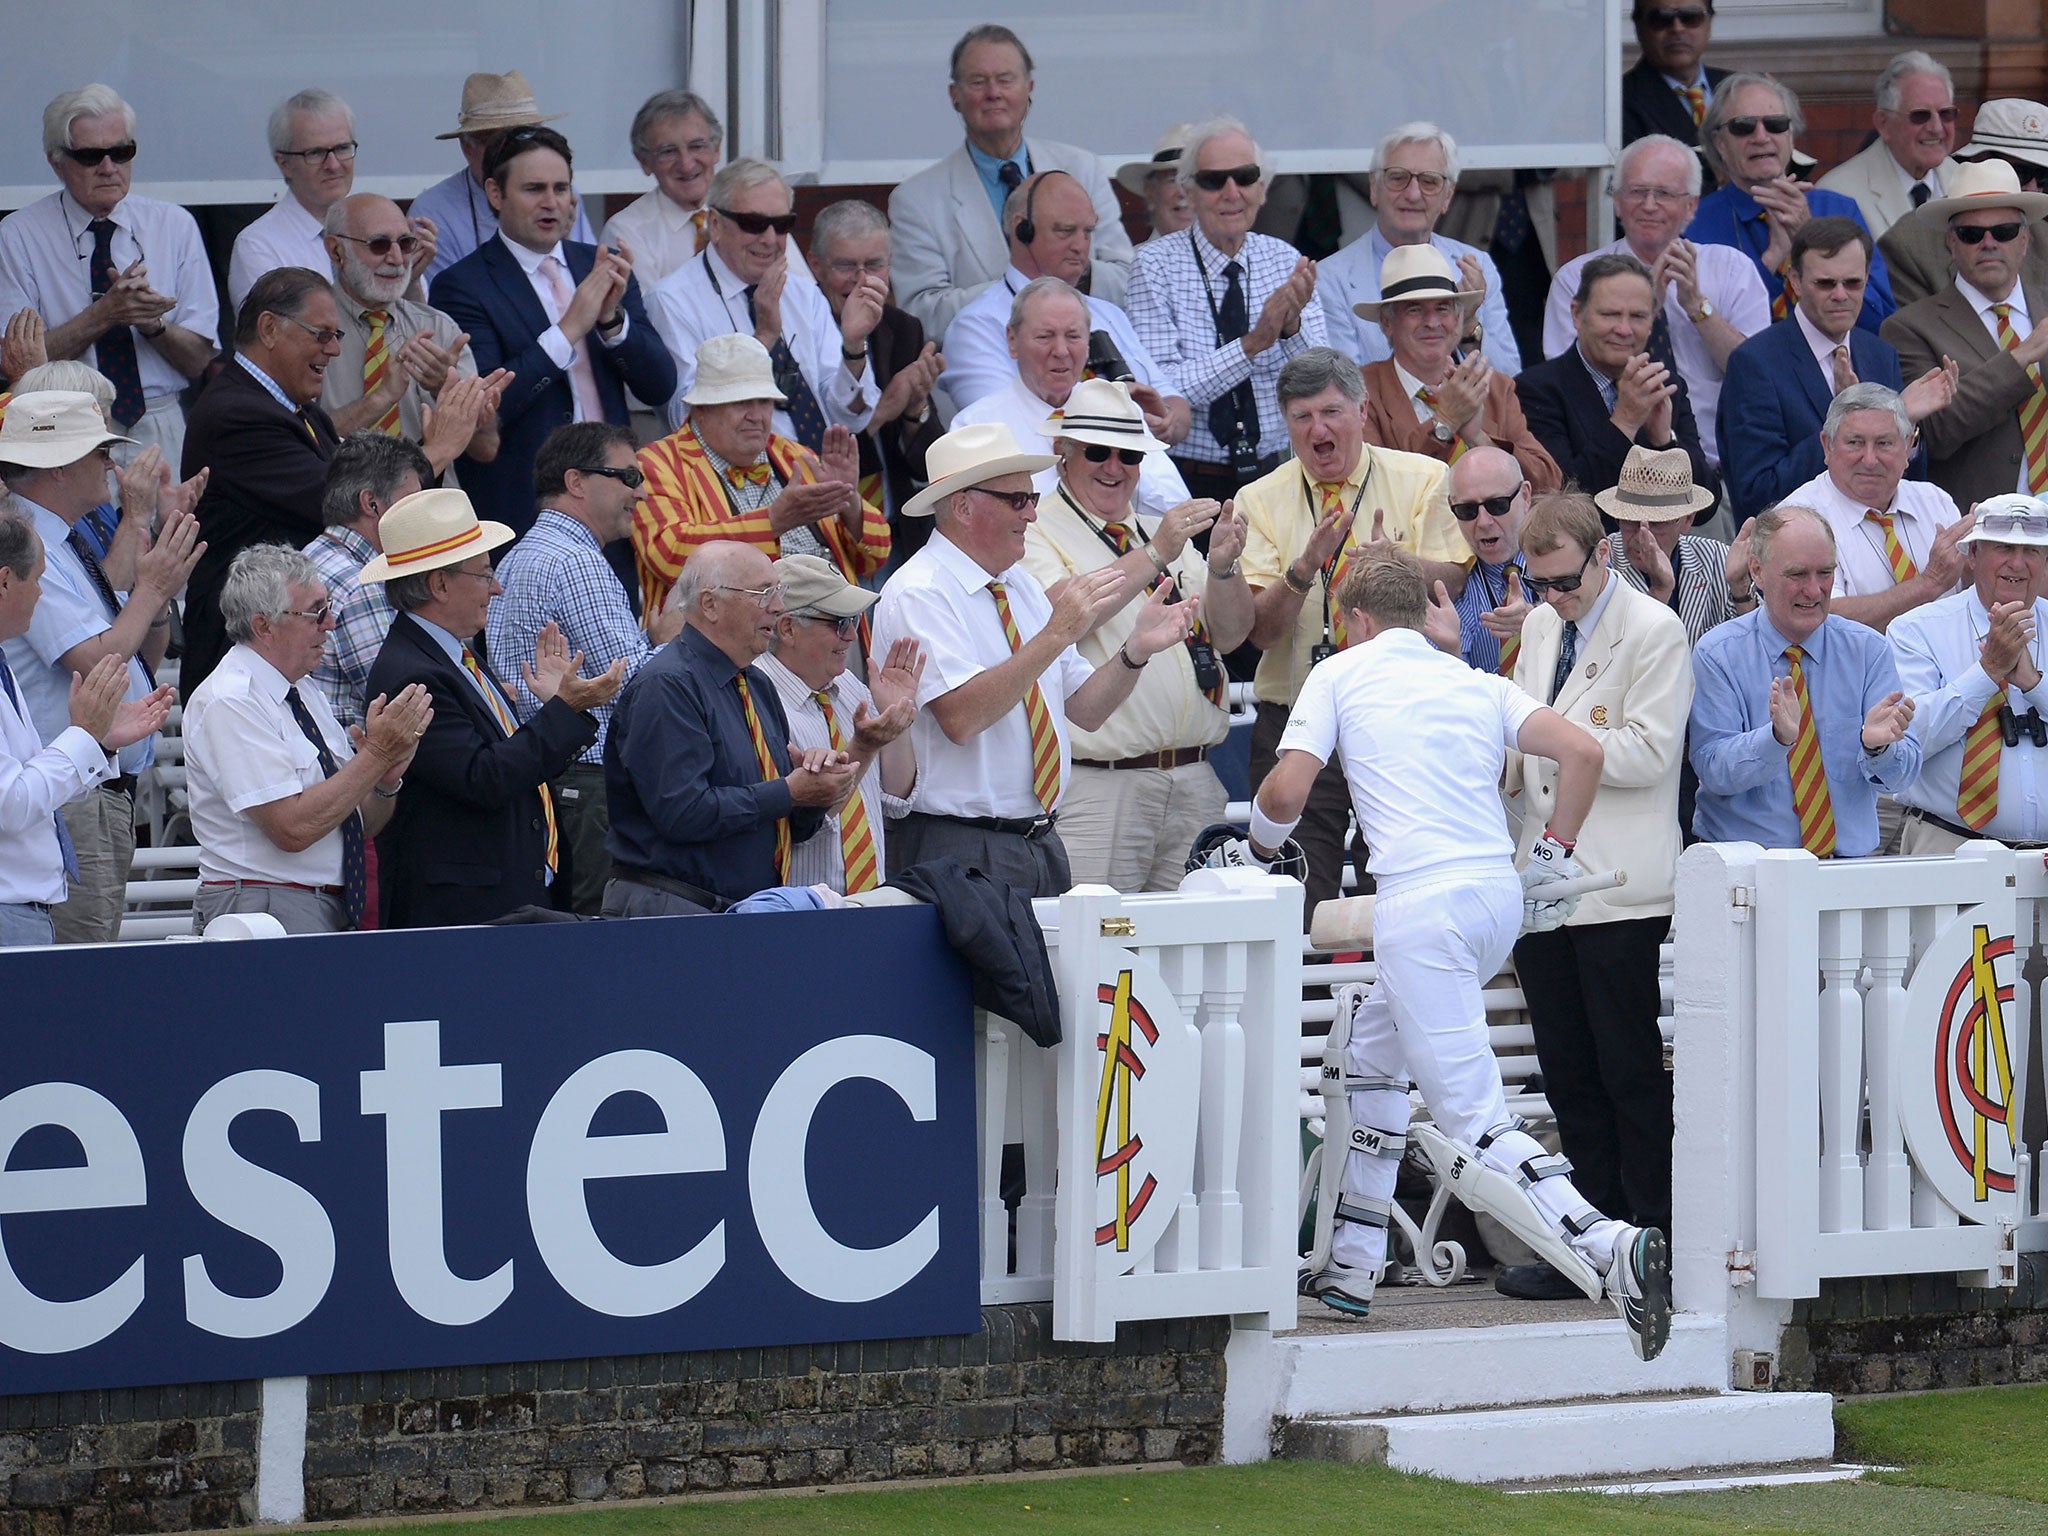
top-left (1352, 245), bottom-right (1484, 322)
top-left (1917, 157), bottom-right (2048, 226)
top-left (1115, 125), bottom-right (1192, 196)
top-left (436, 71), bottom-right (568, 140)
top-left (1039, 378), bottom-right (1166, 455)
top-left (358, 487), bottom-right (515, 582)
top-left (902, 423), bottom-right (1056, 518)
top-left (0, 390), bottom-right (135, 467)
top-left (1593, 445), bottom-right (1717, 523)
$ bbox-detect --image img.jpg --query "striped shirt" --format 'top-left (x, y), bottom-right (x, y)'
top-left (1452, 553), bottom-right (1526, 675)
top-left (1608, 532), bottom-right (1737, 649)
top-left (303, 526), bottom-right (392, 728)
top-left (755, 653), bottom-right (914, 893)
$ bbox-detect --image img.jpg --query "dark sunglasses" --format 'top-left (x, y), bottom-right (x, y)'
top-left (967, 486), bottom-right (1040, 512)
top-left (61, 142), bottom-right (137, 166)
top-left (1641, 7), bottom-right (1709, 28)
top-left (581, 464), bottom-right (646, 488)
top-left (1900, 106), bottom-right (1960, 127)
top-left (796, 612), bottom-right (861, 640)
top-left (1191, 165), bottom-right (1261, 192)
top-left (1449, 488), bottom-right (1524, 522)
top-left (334, 231), bottom-right (422, 257)
top-left (1521, 546), bottom-right (1598, 598)
top-left (716, 207), bottom-right (798, 235)
top-left (1723, 115), bottom-right (1793, 138)
top-left (1952, 221), bottom-right (2026, 245)
top-left (1081, 444), bottom-right (1146, 466)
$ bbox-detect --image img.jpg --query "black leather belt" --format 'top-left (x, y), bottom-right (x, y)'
top-left (608, 864), bottom-right (730, 912)
top-left (1906, 806), bottom-right (2048, 850)
top-left (106, 774), bottom-right (137, 797)
top-left (1074, 747), bottom-right (1209, 771)
top-left (918, 811), bottom-right (1056, 839)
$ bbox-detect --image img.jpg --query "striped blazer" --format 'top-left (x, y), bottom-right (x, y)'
top-left (1606, 531), bottom-right (1735, 648)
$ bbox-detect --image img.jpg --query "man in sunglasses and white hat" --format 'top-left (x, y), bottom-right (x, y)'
top-left (1888, 493), bottom-right (2048, 853)
top-left (0, 85), bottom-right (218, 468)
top-left (872, 420), bottom-right (1199, 898)
top-left (1883, 158), bottom-right (2048, 514)
top-left (633, 333), bottom-right (888, 616)
top-left (1019, 379), bottom-right (1250, 890)
top-left (1879, 98), bottom-right (2048, 308)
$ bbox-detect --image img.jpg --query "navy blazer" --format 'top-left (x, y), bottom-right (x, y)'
top-left (1621, 58), bottom-right (1731, 192)
top-left (1716, 318), bottom-right (1918, 525)
top-left (1514, 349), bottom-right (1719, 507)
top-left (364, 612), bottom-right (598, 929)
top-left (430, 237), bottom-right (678, 537)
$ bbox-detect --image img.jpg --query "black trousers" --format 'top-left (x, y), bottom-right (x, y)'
top-left (1512, 915), bottom-right (1673, 1234)
top-left (1249, 700), bottom-right (1368, 925)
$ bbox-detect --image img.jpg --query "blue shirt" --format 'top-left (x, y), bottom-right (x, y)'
top-left (1453, 552), bottom-right (1525, 675)
top-left (603, 624), bottom-right (826, 901)
top-left (1684, 184), bottom-right (1895, 335)
top-left (1689, 607), bottom-right (1921, 854)
top-left (966, 140), bottom-right (1031, 226)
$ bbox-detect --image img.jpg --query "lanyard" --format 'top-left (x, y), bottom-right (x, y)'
top-left (700, 249), bottom-right (753, 335)
top-left (1300, 467), bottom-right (1373, 642)
top-left (1190, 227), bottom-right (1235, 346)
top-left (1057, 484), bottom-right (1181, 599)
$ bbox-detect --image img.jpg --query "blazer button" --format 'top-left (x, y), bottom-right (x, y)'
top-left (535, 869), bottom-right (546, 883)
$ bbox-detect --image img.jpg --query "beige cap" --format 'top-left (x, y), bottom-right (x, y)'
top-left (0, 390), bottom-right (135, 468)
top-left (775, 553), bottom-right (878, 618)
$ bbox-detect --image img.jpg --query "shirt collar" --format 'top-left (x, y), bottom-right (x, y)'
top-left (1793, 303), bottom-right (1851, 359)
top-left (1757, 607), bottom-right (1828, 662)
top-left (1391, 359), bottom-right (1435, 401)
top-left (930, 528), bottom-right (1018, 594)
top-left (1660, 67), bottom-right (1708, 92)
top-left (497, 229), bottom-right (559, 274)
top-left (61, 189), bottom-right (133, 231)
top-left (1297, 450), bottom-right (1368, 496)
top-left (705, 242), bottom-right (748, 293)
top-left (966, 138), bottom-right (1028, 183)
top-left (1575, 344), bottom-right (1619, 401)
top-left (1959, 276), bottom-right (2029, 323)
top-left (531, 507), bottom-right (602, 550)
top-left (229, 642), bottom-right (295, 703)
top-left (1720, 182), bottom-right (1765, 221)
top-left (235, 353), bottom-right (297, 412)
top-left (409, 613), bottom-right (475, 667)
top-left (322, 525), bottom-right (377, 564)
top-left (656, 190), bottom-right (704, 228)
top-left (1574, 562), bottom-right (1622, 638)
top-left (681, 620), bottom-right (747, 678)
top-left (755, 649), bottom-right (837, 706)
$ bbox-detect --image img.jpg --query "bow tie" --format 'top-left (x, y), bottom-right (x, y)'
top-left (725, 461), bottom-right (772, 488)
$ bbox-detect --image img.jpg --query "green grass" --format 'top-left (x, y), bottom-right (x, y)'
top-left (334, 1384), bottom-right (2048, 1536)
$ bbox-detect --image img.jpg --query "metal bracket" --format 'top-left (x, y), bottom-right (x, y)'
top-left (1729, 885), bottom-right (1753, 923)
top-left (1100, 916), bottom-right (1136, 938)
top-left (1727, 1248), bottom-right (1757, 1286)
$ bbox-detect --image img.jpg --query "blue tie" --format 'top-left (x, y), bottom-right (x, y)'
top-left (0, 649), bottom-right (80, 880)
top-left (283, 684), bottom-right (367, 927)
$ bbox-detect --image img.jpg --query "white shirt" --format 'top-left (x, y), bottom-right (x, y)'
top-left (940, 263), bottom-right (1173, 410)
top-left (601, 189), bottom-right (707, 287)
top-left (1793, 304), bottom-right (1853, 384)
top-left (755, 652), bottom-right (916, 892)
top-left (0, 190), bottom-right (219, 406)
top-left (413, 167), bottom-right (596, 295)
top-left (1782, 467), bottom-right (1963, 599)
top-left (1316, 226), bottom-right (1521, 374)
top-left (1542, 237), bottom-right (1769, 469)
top-left (646, 245), bottom-right (873, 436)
top-left (0, 498), bottom-right (155, 774)
top-left (494, 232), bottom-right (635, 418)
top-left (1895, 159), bottom-right (1944, 206)
top-left (1277, 624), bottom-right (1539, 894)
top-left (227, 195), bottom-right (332, 313)
top-left (871, 531), bottom-right (1093, 819)
top-left (0, 659), bottom-right (110, 907)
top-left (1890, 587), bottom-right (2048, 841)
top-left (953, 376), bottom-right (1191, 522)
top-left (183, 644), bottom-right (356, 887)
top-left (1959, 277), bottom-right (2039, 494)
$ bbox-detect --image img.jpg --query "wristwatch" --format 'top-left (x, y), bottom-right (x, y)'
top-left (1687, 297), bottom-right (1715, 324)
top-left (1430, 418), bottom-right (1456, 444)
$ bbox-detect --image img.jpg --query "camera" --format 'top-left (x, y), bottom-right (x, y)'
top-left (1309, 642), bottom-right (1338, 667)
top-left (1228, 430), bottom-right (1261, 478)
top-left (1087, 329), bottom-right (1134, 382)
top-left (1186, 638), bottom-right (1222, 694)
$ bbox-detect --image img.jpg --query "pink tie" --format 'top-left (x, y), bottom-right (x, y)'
top-left (541, 254), bottom-right (606, 423)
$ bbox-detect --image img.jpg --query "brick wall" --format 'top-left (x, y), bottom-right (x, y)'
top-left (1777, 1254), bottom-right (2048, 1394)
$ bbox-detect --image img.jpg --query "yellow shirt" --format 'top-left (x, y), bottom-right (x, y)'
top-left (1238, 446), bottom-right (1465, 705)
top-left (1020, 485), bottom-right (1231, 759)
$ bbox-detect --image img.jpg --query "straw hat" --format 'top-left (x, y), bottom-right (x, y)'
top-left (358, 488), bottom-right (515, 582)
top-left (1115, 125), bottom-right (1192, 196)
top-left (683, 334), bottom-right (788, 407)
top-left (1592, 445), bottom-right (1716, 523)
top-left (0, 390), bottom-right (135, 467)
top-left (1959, 493), bottom-right (2048, 548)
top-left (1917, 157), bottom-right (2048, 226)
top-left (902, 423), bottom-right (1057, 518)
top-left (436, 71), bottom-right (568, 140)
top-left (1039, 378), bottom-right (1166, 455)
top-left (775, 553), bottom-right (878, 618)
top-left (1352, 245), bottom-right (1484, 322)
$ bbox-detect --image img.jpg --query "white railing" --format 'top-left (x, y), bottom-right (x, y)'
top-left (977, 876), bottom-right (1304, 1342)
top-left (1674, 841), bottom-right (2046, 1331)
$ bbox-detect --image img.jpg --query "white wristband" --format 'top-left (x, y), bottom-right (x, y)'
top-left (1249, 800), bottom-right (1300, 853)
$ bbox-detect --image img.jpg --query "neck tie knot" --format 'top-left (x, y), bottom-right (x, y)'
top-left (997, 160), bottom-right (1024, 192)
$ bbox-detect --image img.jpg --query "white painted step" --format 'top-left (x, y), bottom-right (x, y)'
top-left (1290, 1392), bottom-right (1836, 1486)
top-left (1278, 1313), bottom-right (1726, 1418)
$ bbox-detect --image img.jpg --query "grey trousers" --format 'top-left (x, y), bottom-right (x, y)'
top-left (886, 812), bottom-right (1071, 900)
top-left (194, 882), bottom-right (350, 935)
top-left (53, 784), bottom-right (134, 944)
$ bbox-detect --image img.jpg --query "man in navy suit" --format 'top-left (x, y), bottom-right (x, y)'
top-left (1621, 4), bottom-right (1729, 190)
top-left (1717, 217), bottom-right (1955, 523)
top-left (431, 126), bottom-right (676, 552)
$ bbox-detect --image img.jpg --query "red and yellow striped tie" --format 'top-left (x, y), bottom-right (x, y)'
top-left (735, 674), bottom-right (791, 881)
top-left (813, 689), bottom-right (879, 892)
top-left (1681, 83), bottom-right (1707, 127)
top-left (1417, 387), bottom-right (1467, 462)
top-left (1317, 482), bottom-right (1355, 646)
top-left (690, 207), bottom-right (709, 254)
top-left (362, 310), bottom-right (401, 436)
top-left (1865, 510), bottom-right (1918, 584)
top-left (1498, 630), bottom-right (1521, 678)
top-left (461, 648), bottom-right (558, 874)
top-left (1957, 691), bottom-right (2005, 831)
top-left (1784, 646), bottom-right (1837, 857)
top-left (986, 581), bottom-right (1063, 810)
top-left (1991, 303), bottom-right (2048, 493)
top-left (1102, 520), bottom-right (1224, 708)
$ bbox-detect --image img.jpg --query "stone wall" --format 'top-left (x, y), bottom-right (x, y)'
top-left (0, 1381), bottom-right (260, 1535)
top-left (1777, 1254), bottom-right (2048, 1394)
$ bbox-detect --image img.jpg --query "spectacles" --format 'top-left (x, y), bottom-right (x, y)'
top-left (957, 72), bottom-right (1024, 93)
top-left (1449, 486), bottom-right (1525, 522)
top-left (1973, 509), bottom-right (2048, 542)
top-left (1618, 184), bottom-right (1690, 207)
top-left (1378, 167), bottom-right (1449, 196)
top-left (1521, 545), bottom-right (1599, 597)
top-left (966, 486), bottom-right (1040, 512)
top-left (279, 600), bottom-right (334, 624)
top-left (1192, 165), bottom-right (1262, 192)
top-left (1898, 106), bottom-right (1960, 127)
top-left (1952, 221), bottom-right (2026, 245)
top-left (796, 611), bottom-right (862, 639)
top-left (442, 567), bottom-right (497, 585)
top-left (1081, 444), bottom-right (1146, 466)
top-left (276, 312), bottom-right (345, 346)
top-left (715, 207), bottom-right (798, 236)
top-left (713, 583), bottom-right (783, 609)
top-left (60, 142), bottom-right (137, 166)
top-left (279, 141), bottom-right (358, 165)
top-left (333, 231), bottom-right (422, 257)
top-left (1641, 7), bottom-right (1709, 28)
top-left (826, 257), bottom-right (891, 277)
top-left (1722, 115), bottom-right (1793, 138)
top-left (581, 464), bottom-right (646, 488)
top-left (648, 138), bottom-right (718, 164)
